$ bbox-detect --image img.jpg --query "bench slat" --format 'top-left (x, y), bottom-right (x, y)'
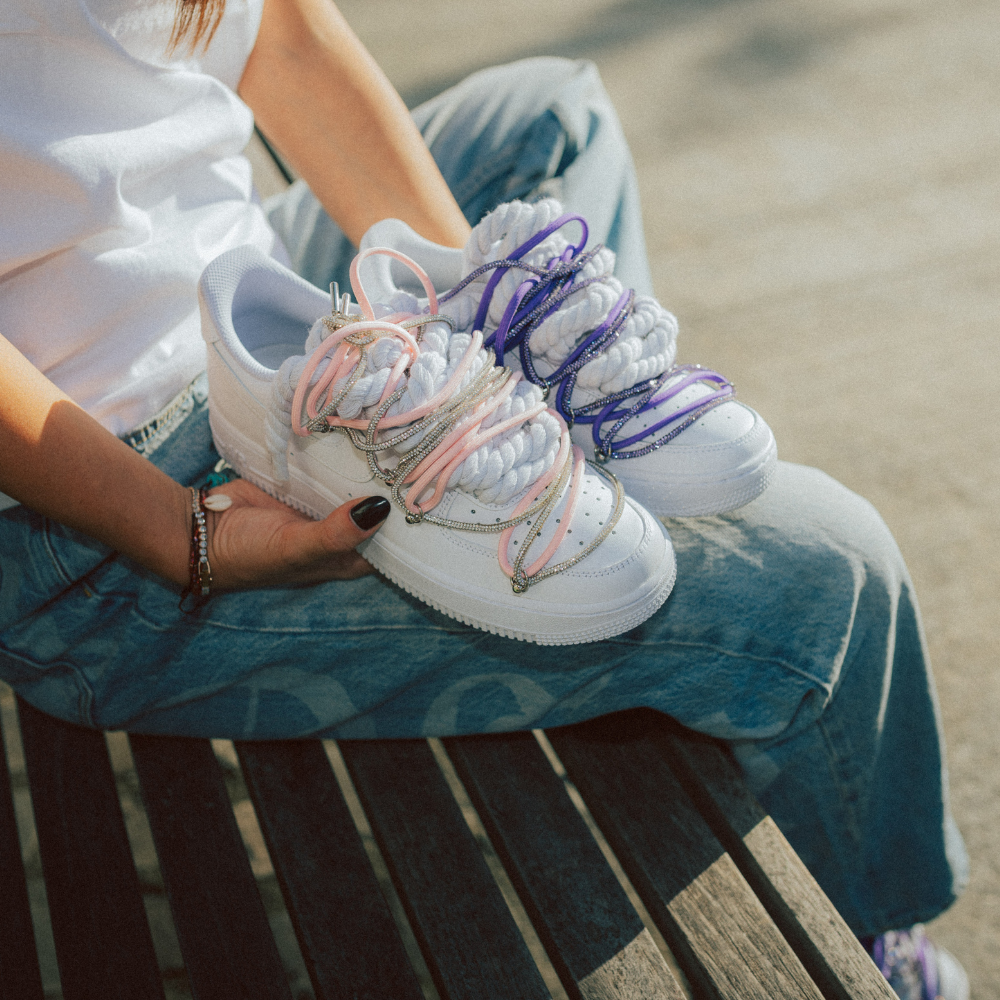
top-left (339, 738), bottom-right (550, 1000)
top-left (18, 699), bottom-right (164, 1000)
top-left (129, 734), bottom-right (292, 1000)
top-left (656, 720), bottom-right (896, 1000)
top-left (445, 731), bottom-right (686, 1000)
top-left (548, 713), bottom-right (825, 1000)
top-left (236, 739), bottom-right (425, 1000)
top-left (0, 705), bottom-right (44, 1000)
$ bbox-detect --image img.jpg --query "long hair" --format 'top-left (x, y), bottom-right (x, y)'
top-left (168, 0), bottom-right (226, 55)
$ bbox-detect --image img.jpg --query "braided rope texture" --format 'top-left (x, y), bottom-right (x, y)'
top-left (443, 199), bottom-right (679, 396)
top-left (266, 295), bottom-right (562, 506)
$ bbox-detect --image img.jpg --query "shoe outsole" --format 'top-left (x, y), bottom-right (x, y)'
top-left (209, 407), bottom-right (677, 645)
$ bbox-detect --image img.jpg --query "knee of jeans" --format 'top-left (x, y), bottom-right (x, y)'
top-left (827, 480), bottom-right (909, 596)
top-left (765, 464), bottom-right (910, 593)
top-left (419, 56), bottom-right (616, 152)
top-left (504, 57), bottom-right (617, 143)
top-left (462, 56), bottom-right (604, 105)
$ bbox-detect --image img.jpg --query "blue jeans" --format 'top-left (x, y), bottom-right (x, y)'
top-left (0, 57), bottom-right (966, 937)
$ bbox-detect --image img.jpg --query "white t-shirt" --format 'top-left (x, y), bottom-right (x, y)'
top-left (0, 0), bottom-right (279, 436)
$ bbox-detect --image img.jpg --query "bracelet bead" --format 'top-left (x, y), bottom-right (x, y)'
top-left (180, 486), bottom-right (213, 610)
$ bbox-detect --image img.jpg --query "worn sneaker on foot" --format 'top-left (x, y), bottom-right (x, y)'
top-left (359, 199), bottom-right (777, 517)
top-left (199, 245), bottom-right (676, 645)
top-left (869, 926), bottom-right (970, 1000)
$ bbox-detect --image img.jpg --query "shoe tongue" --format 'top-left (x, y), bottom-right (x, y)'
top-left (358, 218), bottom-right (463, 300)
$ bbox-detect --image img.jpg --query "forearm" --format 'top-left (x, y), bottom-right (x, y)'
top-left (0, 334), bottom-right (191, 585)
top-left (239, 0), bottom-right (471, 249)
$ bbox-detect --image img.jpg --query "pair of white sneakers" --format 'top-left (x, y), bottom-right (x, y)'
top-left (199, 199), bottom-right (776, 645)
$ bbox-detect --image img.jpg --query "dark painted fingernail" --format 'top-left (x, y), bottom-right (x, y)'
top-left (350, 496), bottom-right (390, 530)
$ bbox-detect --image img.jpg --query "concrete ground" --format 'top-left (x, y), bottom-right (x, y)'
top-left (316, 0), bottom-right (998, 994)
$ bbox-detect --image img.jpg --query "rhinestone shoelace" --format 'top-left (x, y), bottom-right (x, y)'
top-left (439, 213), bottom-right (735, 462)
top-left (871, 929), bottom-right (941, 1000)
top-left (290, 247), bottom-right (625, 593)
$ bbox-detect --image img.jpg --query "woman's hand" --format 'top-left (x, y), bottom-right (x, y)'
top-left (0, 332), bottom-right (387, 592)
top-left (204, 480), bottom-right (388, 589)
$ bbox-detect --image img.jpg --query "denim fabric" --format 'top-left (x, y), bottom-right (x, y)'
top-left (266, 58), bottom-right (653, 298)
top-left (0, 56), bottom-right (966, 936)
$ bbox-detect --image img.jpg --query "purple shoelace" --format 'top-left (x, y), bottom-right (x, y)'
top-left (871, 929), bottom-right (941, 1000)
top-left (438, 213), bottom-right (734, 462)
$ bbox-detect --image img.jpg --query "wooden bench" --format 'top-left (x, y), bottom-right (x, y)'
top-left (0, 692), bottom-right (894, 1000)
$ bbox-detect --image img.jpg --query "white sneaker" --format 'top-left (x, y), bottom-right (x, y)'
top-left (870, 926), bottom-right (970, 1000)
top-left (199, 245), bottom-right (676, 645)
top-left (359, 199), bottom-right (777, 517)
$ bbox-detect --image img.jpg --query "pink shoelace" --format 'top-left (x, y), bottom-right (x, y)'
top-left (290, 248), bottom-right (624, 592)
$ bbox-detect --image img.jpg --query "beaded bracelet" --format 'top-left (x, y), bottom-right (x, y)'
top-left (180, 486), bottom-right (212, 610)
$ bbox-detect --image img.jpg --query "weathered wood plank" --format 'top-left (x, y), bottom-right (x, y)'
top-left (338, 738), bottom-right (550, 1000)
top-left (17, 699), bottom-right (164, 1000)
top-left (655, 717), bottom-right (896, 1000)
top-left (129, 734), bottom-right (291, 1000)
top-left (444, 731), bottom-right (685, 1000)
top-left (236, 739), bottom-right (424, 1000)
top-left (0, 705), bottom-right (44, 1000)
top-left (548, 712), bottom-right (825, 1000)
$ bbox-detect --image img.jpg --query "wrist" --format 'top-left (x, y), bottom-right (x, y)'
top-left (162, 481), bottom-right (197, 587)
top-left (179, 487), bottom-right (213, 606)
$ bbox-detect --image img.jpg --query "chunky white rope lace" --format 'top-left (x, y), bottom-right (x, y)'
top-left (268, 247), bottom-right (624, 592)
top-left (431, 199), bottom-right (734, 462)
top-left (440, 199), bottom-right (680, 396)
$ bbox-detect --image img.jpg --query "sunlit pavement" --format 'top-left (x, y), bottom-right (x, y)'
top-left (250, 1), bottom-right (1000, 993)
